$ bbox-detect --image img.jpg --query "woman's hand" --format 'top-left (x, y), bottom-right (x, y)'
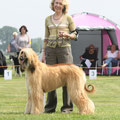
top-left (42, 51), bottom-right (45, 63)
top-left (80, 56), bottom-right (83, 60)
top-left (59, 31), bottom-right (70, 38)
top-left (8, 45), bottom-right (10, 52)
top-left (59, 31), bottom-right (76, 40)
top-left (90, 59), bottom-right (95, 62)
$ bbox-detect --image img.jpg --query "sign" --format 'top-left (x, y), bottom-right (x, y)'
top-left (89, 70), bottom-right (97, 79)
top-left (85, 59), bottom-right (92, 68)
top-left (4, 70), bottom-right (12, 80)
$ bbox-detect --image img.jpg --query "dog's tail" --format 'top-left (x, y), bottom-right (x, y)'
top-left (84, 84), bottom-right (95, 93)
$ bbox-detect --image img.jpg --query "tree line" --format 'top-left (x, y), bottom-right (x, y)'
top-left (0, 26), bottom-right (43, 53)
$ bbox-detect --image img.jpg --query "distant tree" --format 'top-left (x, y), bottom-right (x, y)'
top-left (0, 26), bottom-right (18, 51)
top-left (31, 38), bottom-right (43, 53)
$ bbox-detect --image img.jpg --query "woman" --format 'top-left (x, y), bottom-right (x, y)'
top-left (80, 44), bottom-right (98, 68)
top-left (102, 44), bottom-right (119, 75)
top-left (42, 0), bottom-right (77, 113)
top-left (15, 25), bottom-right (31, 52)
top-left (14, 25), bottom-right (31, 76)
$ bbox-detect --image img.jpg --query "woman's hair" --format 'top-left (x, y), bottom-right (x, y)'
top-left (111, 44), bottom-right (117, 50)
top-left (19, 25), bottom-right (28, 33)
top-left (50, 0), bottom-right (69, 14)
top-left (89, 44), bottom-right (95, 50)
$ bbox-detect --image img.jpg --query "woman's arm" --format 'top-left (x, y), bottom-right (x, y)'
top-left (26, 35), bottom-right (31, 48)
top-left (13, 35), bottom-right (22, 51)
top-left (104, 52), bottom-right (108, 59)
top-left (115, 51), bottom-right (119, 59)
top-left (59, 15), bottom-right (77, 40)
top-left (68, 15), bottom-right (77, 40)
top-left (42, 17), bottom-right (49, 63)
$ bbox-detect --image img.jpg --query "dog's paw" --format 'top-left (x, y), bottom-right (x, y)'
top-left (24, 111), bottom-right (30, 114)
top-left (31, 109), bottom-right (43, 114)
top-left (24, 108), bottom-right (31, 114)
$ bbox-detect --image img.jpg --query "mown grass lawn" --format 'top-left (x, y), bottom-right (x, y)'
top-left (0, 74), bottom-right (120, 120)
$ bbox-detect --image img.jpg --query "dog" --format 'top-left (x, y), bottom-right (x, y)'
top-left (0, 51), bottom-right (7, 76)
top-left (9, 54), bottom-right (22, 77)
top-left (18, 48), bottom-right (95, 114)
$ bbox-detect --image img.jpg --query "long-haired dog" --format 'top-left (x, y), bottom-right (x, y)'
top-left (18, 48), bottom-right (95, 114)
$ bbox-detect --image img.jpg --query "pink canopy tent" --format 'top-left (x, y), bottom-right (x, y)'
top-left (71, 12), bottom-right (120, 75)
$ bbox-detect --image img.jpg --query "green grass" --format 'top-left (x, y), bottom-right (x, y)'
top-left (0, 74), bottom-right (120, 120)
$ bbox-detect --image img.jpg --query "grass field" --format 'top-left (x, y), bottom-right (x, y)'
top-left (0, 74), bottom-right (120, 120)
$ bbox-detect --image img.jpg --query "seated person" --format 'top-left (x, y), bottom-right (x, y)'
top-left (80, 44), bottom-right (98, 68)
top-left (102, 44), bottom-right (119, 75)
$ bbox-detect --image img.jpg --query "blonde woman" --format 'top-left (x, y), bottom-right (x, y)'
top-left (42, 0), bottom-right (77, 113)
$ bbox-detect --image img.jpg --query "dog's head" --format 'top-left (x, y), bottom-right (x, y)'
top-left (18, 48), bottom-right (38, 73)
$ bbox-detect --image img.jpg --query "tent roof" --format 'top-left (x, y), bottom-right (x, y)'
top-left (76, 26), bottom-right (115, 31)
top-left (72, 12), bottom-right (118, 30)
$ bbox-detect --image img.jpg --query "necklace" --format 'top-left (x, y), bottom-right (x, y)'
top-left (53, 14), bottom-right (63, 20)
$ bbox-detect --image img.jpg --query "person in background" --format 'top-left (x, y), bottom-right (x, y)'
top-left (42, 0), bottom-right (77, 113)
top-left (8, 32), bottom-right (18, 53)
top-left (15, 25), bottom-right (31, 52)
top-left (8, 32), bottom-right (19, 76)
top-left (102, 44), bottom-right (119, 75)
top-left (80, 44), bottom-right (98, 68)
top-left (14, 25), bottom-right (31, 76)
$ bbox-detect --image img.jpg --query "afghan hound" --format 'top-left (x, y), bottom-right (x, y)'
top-left (18, 48), bottom-right (95, 114)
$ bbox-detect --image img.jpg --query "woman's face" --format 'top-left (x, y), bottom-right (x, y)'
top-left (111, 45), bottom-right (116, 51)
top-left (21, 27), bottom-right (26, 34)
top-left (89, 46), bottom-right (95, 53)
top-left (53, 0), bottom-right (64, 13)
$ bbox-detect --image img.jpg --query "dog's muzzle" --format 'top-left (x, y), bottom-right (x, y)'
top-left (19, 56), bottom-right (27, 64)
top-left (20, 56), bottom-right (24, 62)
top-left (19, 56), bottom-right (28, 72)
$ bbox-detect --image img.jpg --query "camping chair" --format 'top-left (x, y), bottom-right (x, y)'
top-left (101, 45), bottom-right (120, 75)
top-left (101, 59), bottom-right (120, 75)
top-left (80, 47), bottom-right (98, 74)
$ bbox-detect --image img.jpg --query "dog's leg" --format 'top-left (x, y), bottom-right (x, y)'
top-left (69, 89), bottom-right (95, 114)
top-left (25, 92), bottom-right (32, 114)
top-left (31, 89), bottom-right (44, 114)
top-left (14, 67), bottom-right (17, 77)
top-left (67, 79), bottom-right (95, 115)
top-left (19, 67), bottom-right (22, 77)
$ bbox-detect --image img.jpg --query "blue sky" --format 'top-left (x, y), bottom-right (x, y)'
top-left (0, 0), bottom-right (120, 38)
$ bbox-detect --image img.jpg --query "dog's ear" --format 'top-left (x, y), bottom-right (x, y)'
top-left (29, 52), bottom-right (37, 73)
top-left (28, 61), bottom-right (35, 73)
top-left (27, 48), bottom-right (38, 73)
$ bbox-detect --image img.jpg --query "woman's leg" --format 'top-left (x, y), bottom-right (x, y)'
top-left (56, 46), bottom-right (73, 113)
top-left (108, 61), bottom-right (112, 75)
top-left (105, 57), bottom-right (113, 65)
top-left (44, 47), bottom-right (57, 113)
top-left (44, 90), bottom-right (57, 113)
top-left (105, 58), bottom-right (118, 75)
